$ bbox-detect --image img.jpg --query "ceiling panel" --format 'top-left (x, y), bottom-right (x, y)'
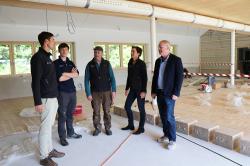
top-left (134, 0), bottom-right (250, 25)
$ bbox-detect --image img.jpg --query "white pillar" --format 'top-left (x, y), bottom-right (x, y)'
top-left (150, 16), bottom-right (157, 71)
top-left (230, 30), bottom-right (235, 87)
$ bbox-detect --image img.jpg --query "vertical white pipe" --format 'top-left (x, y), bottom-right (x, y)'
top-left (230, 30), bottom-right (235, 87)
top-left (150, 16), bottom-right (157, 71)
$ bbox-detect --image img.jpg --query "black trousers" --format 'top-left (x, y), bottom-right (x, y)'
top-left (57, 91), bottom-right (76, 139)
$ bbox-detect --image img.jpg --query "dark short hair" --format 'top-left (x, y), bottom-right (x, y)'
top-left (38, 31), bottom-right (54, 46)
top-left (132, 46), bottom-right (142, 57)
top-left (58, 43), bottom-right (69, 51)
top-left (94, 46), bottom-right (103, 52)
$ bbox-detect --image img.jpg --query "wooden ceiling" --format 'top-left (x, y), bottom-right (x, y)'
top-left (134, 0), bottom-right (250, 25)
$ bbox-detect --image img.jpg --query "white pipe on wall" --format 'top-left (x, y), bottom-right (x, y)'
top-left (20, 0), bottom-right (250, 33)
top-left (150, 16), bottom-right (157, 71)
top-left (230, 30), bottom-right (235, 87)
top-left (193, 15), bottom-right (224, 28)
top-left (153, 6), bottom-right (195, 23)
top-left (223, 21), bottom-right (245, 31)
top-left (244, 25), bottom-right (250, 32)
top-left (20, 0), bottom-right (89, 7)
top-left (88, 0), bottom-right (153, 16)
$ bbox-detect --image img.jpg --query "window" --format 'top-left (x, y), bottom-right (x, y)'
top-left (13, 44), bottom-right (32, 74)
top-left (94, 42), bottom-right (146, 68)
top-left (0, 41), bottom-right (75, 76)
top-left (170, 45), bottom-right (177, 54)
top-left (35, 43), bottom-right (40, 52)
top-left (122, 45), bottom-right (132, 68)
top-left (108, 44), bottom-right (120, 68)
top-left (0, 44), bottom-right (11, 75)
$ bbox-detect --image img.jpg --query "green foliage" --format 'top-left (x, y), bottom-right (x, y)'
top-left (0, 44), bottom-right (11, 75)
top-left (14, 44), bottom-right (32, 74)
top-left (95, 43), bottom-right (145, 68)
top-left (122, 45), bottom-right (132, 67)
top-left (109, 45), bottom-right (120, 68)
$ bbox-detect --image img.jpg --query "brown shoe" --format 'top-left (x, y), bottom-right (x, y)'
top-left (49, 149), bottom-right (65, 158)
top-left (40, 157), bottom-right (58, 166)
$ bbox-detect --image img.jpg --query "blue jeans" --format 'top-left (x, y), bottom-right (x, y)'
top-left (157, 92), bottom-right (176, 141)
top-left (124, 89), bottom-right (145, 129)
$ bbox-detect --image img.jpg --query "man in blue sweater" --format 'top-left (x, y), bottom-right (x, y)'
top-left (84, 46), bottom-right (116, 136)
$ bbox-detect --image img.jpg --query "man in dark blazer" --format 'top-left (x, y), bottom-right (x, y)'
top-left (151, 40), bottom-right (183, 150)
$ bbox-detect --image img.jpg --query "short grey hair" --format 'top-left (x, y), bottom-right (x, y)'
top-left (159, 40), bottom-right (171, 50)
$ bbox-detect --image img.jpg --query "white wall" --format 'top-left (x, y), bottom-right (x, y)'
top-left (0, 23), bottom-right (200, 100)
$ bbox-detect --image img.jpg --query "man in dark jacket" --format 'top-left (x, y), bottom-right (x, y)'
top-left (121, 46), bottom-right (148, 135)
top-left (54, 43), bottom-right (82, 147)
top-left (84, 46), bottom-right (116, 136)
top-left (31, 32), bottom-right (65, 166)
top-left (151, 40), bottom-right (183, 150)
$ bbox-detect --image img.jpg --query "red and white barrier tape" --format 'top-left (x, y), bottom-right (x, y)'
top-left (184, 72), bottom-right (250, 78)
top-left (184, 62), bottom-right (232, 66)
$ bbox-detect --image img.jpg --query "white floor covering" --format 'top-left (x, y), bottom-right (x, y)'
top-left (1, 114), bottom-right (250, 166)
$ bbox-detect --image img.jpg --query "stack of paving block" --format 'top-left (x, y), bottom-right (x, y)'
top-left (113, 104), bottom-right (248, 157)
top-left (214, 128), bottom-right (243, 151)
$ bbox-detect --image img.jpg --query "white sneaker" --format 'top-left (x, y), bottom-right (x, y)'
top-left (157, 136), bottom-right (169, 143)
top-left (167, 141), bottom-right (176, 150)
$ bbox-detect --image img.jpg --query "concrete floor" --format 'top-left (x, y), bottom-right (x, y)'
top-left (1, 115), bottom-right (250, 166)
top-left (1, 79), bottom-right (250, 165)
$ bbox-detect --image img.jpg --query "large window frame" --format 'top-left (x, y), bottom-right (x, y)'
top-left (94, 42), bottom-right (148, 69)
top-left (94, 42), bottom-right (177, 69)
top-left (0, 41), bottom-right (75, 77)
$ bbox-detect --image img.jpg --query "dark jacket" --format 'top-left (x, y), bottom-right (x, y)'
top-left (54, 56), bottom-right (79, 93)
top-left (151, 54), bottom-right (184, 97)
top-left (31, 47), bottom-right (58, 106)
top-left (85, 58), bottom-right (115, 93)
top-left (125, 58), bottom-right (147, 92)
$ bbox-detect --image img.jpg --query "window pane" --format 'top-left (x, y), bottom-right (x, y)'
top-left (109, 44), bottom-right (120, 68)
top-left (170, 46), bottom-right (176, 54)
top-left (35, 43), bottom-right (40, 52)
top-left (94, 44), bottom-right (106, 59)
top-left (0, 44), bottom-right (11, 75)
top-left (55, 43), bottom-right (73, 61)
top-left (55, 43), bottom-right (60, 59)
top-left (14, 44), bottom-right (32, 74)
top-left (122, 45), bottom-right (132, 67)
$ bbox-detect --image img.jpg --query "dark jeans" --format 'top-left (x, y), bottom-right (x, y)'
top-left (57, 91), bottom-right (76, 139)
top-left (124, 89), bottom-right (145, 129)
top-left (157, 92), bottom-right (176, 141)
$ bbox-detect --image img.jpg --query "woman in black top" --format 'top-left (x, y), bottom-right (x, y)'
top-left (121, 46), bottom-right (148, 135)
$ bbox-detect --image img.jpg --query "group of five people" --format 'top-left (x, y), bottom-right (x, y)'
top-left (31, 31), bottom-right (183, 166)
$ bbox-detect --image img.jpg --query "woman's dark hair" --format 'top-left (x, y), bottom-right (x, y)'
top-left (58, 43), bottom-right (69, 51)
top-left (38, 31), bottom-right (54, 46)
top-left (132, 46), bottom-right (142, 57)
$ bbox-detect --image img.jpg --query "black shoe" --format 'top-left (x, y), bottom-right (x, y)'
top-left (93, 129), bottom-right (101, 136)
top-left (133, 128), bottom-right (145, 135)
top-left (40, 157), bottom-right (58, 166)
top-left (68, 133), bottom-right (82, 139)
top-left (60, 139), bottom-right (69, 146)
top-left (121, 125), bottom-right (135, 131)
top-left (106, 129), bottom-right (112, 136)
